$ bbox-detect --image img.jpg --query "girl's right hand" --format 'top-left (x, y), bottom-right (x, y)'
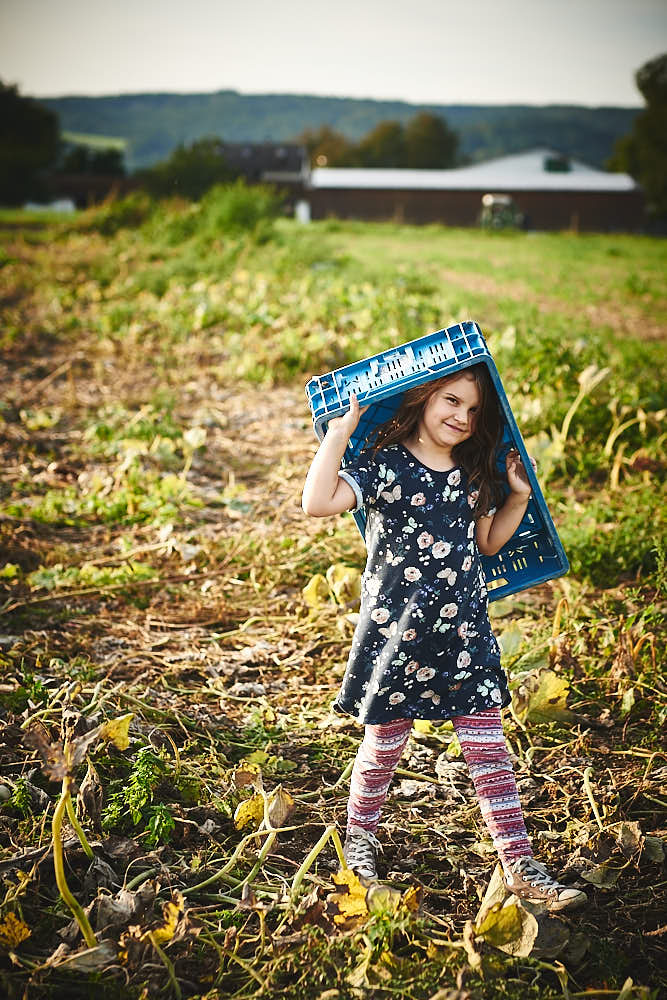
top-left (327, 394), bottom-right (368, 440)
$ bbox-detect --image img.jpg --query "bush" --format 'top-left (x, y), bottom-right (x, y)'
top-left (199, 180), bottom-right (283, 236)
top-left (79, 190), bottom-right (153, 235)
top-left (136, 136), bottom-right (235, 200)
top-left (150, 180), bottom-right (283, 245)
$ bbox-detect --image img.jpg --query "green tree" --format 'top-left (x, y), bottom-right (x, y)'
top-left (607, 53), bottom-right (667, 218)
top-left (296, 125), bottom-right (353, 167)
top-left (0, 80), bottom-right (60, 205)
top-left (137, 136), bottom-right (234, 200)
top-left (404, 112), bottom-right (460, 168)
top-left (60, 145), bottom-right (125, 176)
top-left (354, 120), bottom-right (407, 167)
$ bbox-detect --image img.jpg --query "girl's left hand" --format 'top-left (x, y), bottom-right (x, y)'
top-left (506, 449), bottom-right (536, 498)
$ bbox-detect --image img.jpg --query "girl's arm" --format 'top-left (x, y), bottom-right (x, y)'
top-left (302, 395), bottom-right (366, 517)
top-left (476, 449), bottom-right (535, 556)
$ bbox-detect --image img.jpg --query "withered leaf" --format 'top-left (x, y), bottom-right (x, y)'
top-left (77, 761), bottom-right (104, 831)
top-left (0, 912), bottom-right (31, 950)
top-left (24, 726), bottom-right (69, 781)
top-left (267, 785), bottom-right (295, 827)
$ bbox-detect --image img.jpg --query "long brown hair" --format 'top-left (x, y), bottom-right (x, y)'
top-left (368, 364), bottom-right (504, 518)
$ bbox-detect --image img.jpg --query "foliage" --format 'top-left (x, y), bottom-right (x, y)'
top-left (608, 53), bottom-right (667, 218)
top-left (302, 112), bottom-right (460, 168)
top-left (40, 91), bottom-right (639, 171)
top-left (296, 124), bottom-right (354, 167)
top-left (404, 111), bottom-right (461, 168)
top-left (0, 80), bottom-right (60, 205)
top-left (102, 747), bottom-right (173, 840)
top-left (77, 190), bottom-right (154, 235)
top-left (59, 143), bottom-right (126, 176)
top-left (137, 136), bottom-right (235, 200)
top-left (353, 119), bottom-right (408, 167)
top-left (196, 179), bottom-right (283, 234)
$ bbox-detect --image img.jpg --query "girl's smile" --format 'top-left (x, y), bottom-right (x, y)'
top-left (409, 374), bottom-right (480, 458)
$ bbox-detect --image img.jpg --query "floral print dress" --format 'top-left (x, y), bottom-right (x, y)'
top-left (336, 443), bottom-right (510, 725)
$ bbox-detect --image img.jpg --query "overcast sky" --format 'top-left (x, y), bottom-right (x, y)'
top-left (2, 0), bottom-right (665, 106)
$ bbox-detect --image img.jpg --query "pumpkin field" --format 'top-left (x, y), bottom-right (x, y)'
top-left (0, 188), bottom-right (665, 999)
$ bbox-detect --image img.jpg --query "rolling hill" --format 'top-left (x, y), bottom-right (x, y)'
top-left (40, 90), bottom-right (640, 172)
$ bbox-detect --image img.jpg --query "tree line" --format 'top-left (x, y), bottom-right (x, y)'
top-left (297, 112), bottom-right (462, 169)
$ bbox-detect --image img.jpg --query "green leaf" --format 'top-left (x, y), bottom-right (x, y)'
top-left (620, 687), bottom-right (635, 716)
top-left (581, 862), bottom-right (622, 888)
top-left (498, 625), bottom-right (523, 660)
top-left (643, 836), bottom-right (665, 863)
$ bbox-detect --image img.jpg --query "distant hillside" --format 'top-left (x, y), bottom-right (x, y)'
top-left (40, 90), bottom-right (640, 172)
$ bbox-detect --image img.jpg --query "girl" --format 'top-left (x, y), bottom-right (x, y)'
top-left (302, 363), bottom-right (586, 912)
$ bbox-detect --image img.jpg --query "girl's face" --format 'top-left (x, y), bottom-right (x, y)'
top-left (417, 374), bottom-right (481, 449)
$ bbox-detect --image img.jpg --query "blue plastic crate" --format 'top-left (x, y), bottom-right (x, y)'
top-left (305, 321), bottom-right (569, 601)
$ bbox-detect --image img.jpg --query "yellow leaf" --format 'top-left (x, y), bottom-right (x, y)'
top-left (302, 573), bottom-right (330, 609)
top-left (401, 884), bottom-right (422, 912)
top-left (412, 719), bottom-right (435, 735)
top-left (147, 893), bottom-right (184, 945)
top-left (325, 563), bottom-right (361, 605)
top-left (513, 668), bottom-right (571, 723)
top-left (99, 713), bottom-right (134, 750)
top-left (234, 792), bottom-right (265, 831)
top-left (329, 867), bottom-right (368, 925)
top-left (0, 912), bottom-right (31, 949)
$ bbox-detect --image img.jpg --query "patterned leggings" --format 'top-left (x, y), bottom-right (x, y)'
top-left (347, 708), bottom-right (532, 868)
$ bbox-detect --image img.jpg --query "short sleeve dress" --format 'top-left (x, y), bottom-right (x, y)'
top-left (335, 443), bottom-right (510, 725)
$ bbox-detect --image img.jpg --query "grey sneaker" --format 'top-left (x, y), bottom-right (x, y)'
top-left (504, 856), bottom-right (587, 912)
top-left (343, 826), bottom-right (382, 880)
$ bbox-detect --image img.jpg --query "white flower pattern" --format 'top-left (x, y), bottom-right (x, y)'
top-left (332, 444), bottom-right (507, 724)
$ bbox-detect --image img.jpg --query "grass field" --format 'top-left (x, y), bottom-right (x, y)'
top-left (0, 189), bottom-right (665, 999)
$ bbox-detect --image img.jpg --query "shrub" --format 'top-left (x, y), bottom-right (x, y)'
top-left (199, 180), bottom-right (283, 236)
top-left (79, 190), bottom-right (153, 235)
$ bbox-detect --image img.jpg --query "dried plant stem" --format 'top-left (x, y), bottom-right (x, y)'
top-left (582, 766), bottom-right (605, 831)
top-left (147, 930), bottom-right (182, 1000)
top-left (53, 778), bottom-right (97, 949)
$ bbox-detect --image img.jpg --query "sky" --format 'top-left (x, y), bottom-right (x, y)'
top-left (1, 0), bottom-right (666, 107)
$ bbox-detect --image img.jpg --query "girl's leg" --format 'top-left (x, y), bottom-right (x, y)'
top-left (452, 707), bottom-right (533, 870)
top-left (347, 717), bottom-right (413, 832)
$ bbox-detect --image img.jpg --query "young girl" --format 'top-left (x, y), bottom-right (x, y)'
top-left (302, 363), bottom-right (587, 912)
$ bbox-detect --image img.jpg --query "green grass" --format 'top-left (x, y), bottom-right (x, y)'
top-left (61, 130), bottom-right (128, 150)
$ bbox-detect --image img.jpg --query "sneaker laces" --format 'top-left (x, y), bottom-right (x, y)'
top-left (509, 856), bottom-right (565, 894)
top-left (345, 827), bottom-right (382, 871)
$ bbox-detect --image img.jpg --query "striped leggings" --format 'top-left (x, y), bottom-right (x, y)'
top-left (347, 708), bottom-right (532, 868)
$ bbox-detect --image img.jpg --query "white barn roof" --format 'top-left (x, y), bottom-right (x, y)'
top-left (311, 148), bottom-right (637, 192)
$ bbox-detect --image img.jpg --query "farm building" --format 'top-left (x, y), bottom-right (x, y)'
top-left (213, 142), bottom-right (309, 184)
top-left (305, 148), bottom-right (644, 232)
